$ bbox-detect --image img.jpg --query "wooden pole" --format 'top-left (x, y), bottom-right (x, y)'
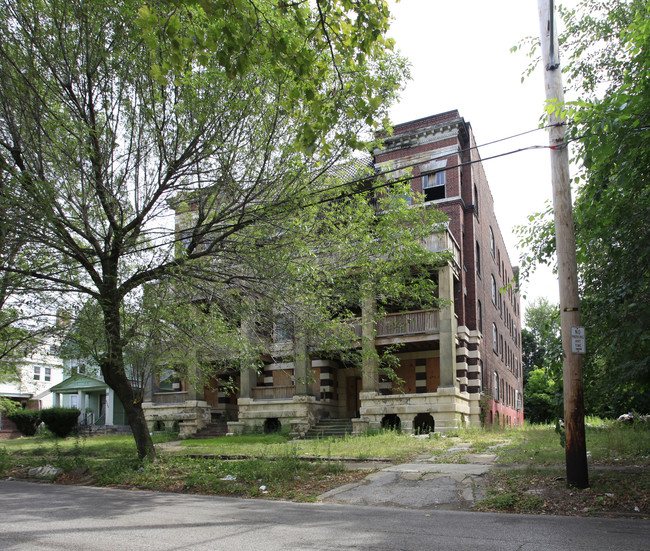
top-left (537, 0), bottom-right (589, 488)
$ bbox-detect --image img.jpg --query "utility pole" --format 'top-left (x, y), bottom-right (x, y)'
top-left (537, 0), bottom-right (589, 488)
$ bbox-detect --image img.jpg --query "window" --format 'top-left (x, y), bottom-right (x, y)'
top-left (500, 335), bottom-right (504, 359)
top-left (489, 227), bottom-right (495, 257)
top-left (44, 367), bottom-right (51, 382)
top-left (474, 184), bottom-right (479, 215)
top-left (492, 323), bottom-right (498, 353)
top-left (494, 373), bottom-right (500, 401)
top-left (491, 275), bottom-right (497, 305)
top-left (422, 171), bottom-right (446, 201)
top-left (33, 366), bottom-right (41, 380)
top-left (476, 242), bottom-right (481, 275)
top-left (477, 300), bottom-right (483, 333)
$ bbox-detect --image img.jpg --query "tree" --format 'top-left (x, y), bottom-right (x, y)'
top-left (0, 166), bottom-right (59, 380)
top-left (517, 0), bottom-right (650, 416)
top-left (0, 0), bottom-right (447, 460)
top-left (521, 298), bottom-right (563, 422)
top-left (524, 368), bottom-right (557, 424)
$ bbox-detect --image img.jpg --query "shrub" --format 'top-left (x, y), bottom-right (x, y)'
top-left (0, 397), bottom-right (22, 416)
top-left (40, 407), bottom-right (81, 438)
top-left (7, 409), bottom-right (41, 436)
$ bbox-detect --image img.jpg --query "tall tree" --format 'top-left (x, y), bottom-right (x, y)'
top-left (521, 298), bottom-right (562, 422)
top-left (517, 0), bottom-right (650, 416)
top-left (0, 0), bottom-right (448, 459)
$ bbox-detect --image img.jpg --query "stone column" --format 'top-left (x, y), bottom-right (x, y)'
top-left (239, 363), bottom-right (257, 399)
top-left (239, 318), bottom-right (258, 399)
top-left (186, 351), bottom-right (205, 401)
top-left (361, 287), bottom-right (379, 393)
top-left (438, 263), bottom-right (458, 388)
top-left (293, 330), bottom-right (312, 396)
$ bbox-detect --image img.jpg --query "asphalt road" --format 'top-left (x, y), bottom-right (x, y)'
top-left (0, 480), bottom-right (648, 551)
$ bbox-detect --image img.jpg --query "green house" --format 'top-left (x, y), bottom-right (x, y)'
top-left (49, 374), bottom-right (129, 428)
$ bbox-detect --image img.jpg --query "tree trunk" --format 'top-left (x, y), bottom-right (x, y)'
top-left (101, 294), bottom-right (156, 461)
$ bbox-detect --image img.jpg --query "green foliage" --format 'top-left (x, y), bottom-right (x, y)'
top-left (0, 397), bottom-right (21, 416)
top-left (0, 0), bottom-right (418, 461)
top-left (6, 409), bottom-right (41, 436)
top-left (521, 299), bottom-right (563, 423)
top-left (521, 298), bottom-right (563, 384)
top-left (517, 0), bottom-right (650, 417)
top-left (39, 407), bottom-right (81, 438)
top-left (479, 393), bottom-right (492, 427)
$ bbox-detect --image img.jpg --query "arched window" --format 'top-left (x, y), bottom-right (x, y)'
top-left (489, 227), bottom-right (495, 257)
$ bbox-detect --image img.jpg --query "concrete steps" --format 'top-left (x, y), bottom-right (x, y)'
top-left (304, 418), bottom-right (353, 439)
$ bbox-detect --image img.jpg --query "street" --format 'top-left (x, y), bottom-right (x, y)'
top-left (0, 480), bottom-right (648, 550)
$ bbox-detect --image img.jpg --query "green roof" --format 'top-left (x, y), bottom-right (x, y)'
top-left (49, 374), bottom-right (109, 393)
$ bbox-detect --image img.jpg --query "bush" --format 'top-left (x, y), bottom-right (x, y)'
top-left (0, 397), bottom-right (22, 416)
top-left (40, 407), bottom-right (81, 438)
top-left (7, 409), bottom-right (41, 436)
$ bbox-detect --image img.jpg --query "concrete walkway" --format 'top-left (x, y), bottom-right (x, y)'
top-left (319, 443), bottom-right (499, 510)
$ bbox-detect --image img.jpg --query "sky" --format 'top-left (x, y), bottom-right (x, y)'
top-left (385, 0), bottom-right (583, 319)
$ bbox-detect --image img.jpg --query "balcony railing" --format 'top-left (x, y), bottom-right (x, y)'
top-left (353, 309), bottom-right (440, 339)
top-left (152, 391), bottom-right (189, 405)
top-left (252, 385), bottom-right (295, 401)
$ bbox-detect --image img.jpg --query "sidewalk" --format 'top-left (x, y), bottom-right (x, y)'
top-left (319, 442), bottom-right (499, 510)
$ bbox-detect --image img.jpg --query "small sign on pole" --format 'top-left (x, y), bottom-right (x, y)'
top-left (571, 326), bottom-right (586, 354)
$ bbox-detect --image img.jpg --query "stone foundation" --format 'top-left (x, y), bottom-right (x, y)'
top-left (358, 387), bottom-right (480, 433)
top-left (142, 400), bottom-right (211, 437)
top-left (230, 395), bottom-right (339, 437)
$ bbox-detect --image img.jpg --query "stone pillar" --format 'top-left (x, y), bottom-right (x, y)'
top-left (239, 363), bottom-right (257, 399)
top-left (239, 318), bottom-right (258, 399)
top-left (294, 331), bottom-right (312, 396)
top-left (186, 359), bottom-right (205, 401)
top-left (438, 263), bottom-right (458, 388)
top-left (361, 288), bottom-right (379, 393)
top-left (144, 367), bottom-right (156, 402)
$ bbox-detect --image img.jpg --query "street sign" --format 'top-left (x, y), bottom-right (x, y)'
top-left (571, 326), bottom-right (586, 354)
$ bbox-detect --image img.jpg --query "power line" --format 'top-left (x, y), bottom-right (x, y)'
top-left (5, 124), bottom-right (569, 284)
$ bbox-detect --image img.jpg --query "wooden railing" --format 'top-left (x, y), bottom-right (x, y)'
top-left (152, 391), bottom-right (189, 404)
top-left (352, 309), bottom-right (440, 338)
top-left (252, 385), bottom-right (295, 401)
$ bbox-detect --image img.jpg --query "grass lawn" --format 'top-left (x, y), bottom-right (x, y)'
top-left (1, 421), bottom-right (648, 513)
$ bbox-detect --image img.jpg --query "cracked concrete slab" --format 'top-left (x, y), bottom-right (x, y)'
top-left (319, 451), bottom-right (496, 510)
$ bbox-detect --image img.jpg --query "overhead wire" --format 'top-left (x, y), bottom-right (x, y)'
top-left (6, 122), bottom-right (575, 283)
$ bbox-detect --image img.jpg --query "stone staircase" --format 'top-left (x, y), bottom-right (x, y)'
top-left (191, 422), bottom-right (229, 439)
top-left (304, 418), bottom-right (353, 439)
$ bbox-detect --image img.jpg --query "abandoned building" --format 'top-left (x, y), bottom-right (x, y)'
top-left (143, 110), bottom-right (524, 437)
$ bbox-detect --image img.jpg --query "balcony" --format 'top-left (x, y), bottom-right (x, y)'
top-left (252, 385), bottom-right (295, 400)
top-left (353, 308), bottom-right (440, 339)
top-left (152, 391), bottom-right (189, 405)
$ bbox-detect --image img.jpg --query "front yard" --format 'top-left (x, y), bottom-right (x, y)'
top-left (1, 421), bottom-right (648, 515)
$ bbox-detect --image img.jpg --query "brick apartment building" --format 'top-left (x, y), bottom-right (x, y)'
top-left (375, 111), bottom-right (524, 428)
top-left (143, 110), bottom-right (524, 436)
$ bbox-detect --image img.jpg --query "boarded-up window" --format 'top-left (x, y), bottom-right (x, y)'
top-left (426, 358), bottom-right (440, 392)
top-left (273, 369), bottom-right (293, 387)
top-left (393, 359), bottom-right (416, 394)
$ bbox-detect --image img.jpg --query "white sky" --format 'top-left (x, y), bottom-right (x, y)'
top-left (386, 0), bottom-right (583, 320)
